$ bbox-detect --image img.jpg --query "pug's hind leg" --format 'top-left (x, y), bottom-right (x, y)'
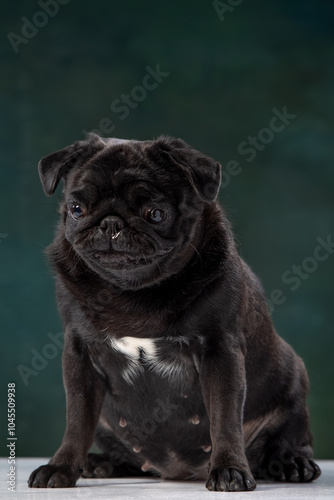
top-left (81, 453), bottom-right (154, 478)
top-left (256, 447), bottom-right (321, 483)
top-left (81, 453), bottom-right (114, 478)
top-left (254, 415), bottom-right (321, 483)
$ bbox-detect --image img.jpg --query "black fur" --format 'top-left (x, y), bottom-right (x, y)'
top-left (28, 134), bottom-right (321, 491)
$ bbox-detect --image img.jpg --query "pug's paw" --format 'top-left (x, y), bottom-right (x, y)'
top-left (206, 467), bottom-right (257, 492)
top-left (28, 463), bottom-right (80, 488)
top-left (256, 455), bottom-right (321, 482)
top-left (81, 453), bottom-right (114, 478)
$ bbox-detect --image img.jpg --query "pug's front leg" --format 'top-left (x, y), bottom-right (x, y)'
top-left (28, 332), bottom-right (106, 488)
top-left (200, 338), bottom-right (256, 492)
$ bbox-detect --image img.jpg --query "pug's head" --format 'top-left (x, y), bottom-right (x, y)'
top-left (39, 134), bottom-right (221, 290)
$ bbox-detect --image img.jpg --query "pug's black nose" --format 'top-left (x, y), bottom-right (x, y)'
top-left (100, 215), bottom-right (126, 236)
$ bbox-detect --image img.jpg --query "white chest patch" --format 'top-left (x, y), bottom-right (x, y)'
top-left (110, 337), bottom-right (157, 361)
top-left (108, 336), bottom-right (190, 384)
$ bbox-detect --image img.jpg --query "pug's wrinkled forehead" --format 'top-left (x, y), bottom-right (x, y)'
top-left (38, 133), bottom-right (221, 202)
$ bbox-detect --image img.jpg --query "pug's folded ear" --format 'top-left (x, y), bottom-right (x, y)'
top-left (38, 133), bottom-right (107, 196)
top-left (150, 136), bottom-right (221, 202)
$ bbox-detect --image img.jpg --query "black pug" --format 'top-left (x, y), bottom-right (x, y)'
top-left (29, 134), bottom-right (321, 492)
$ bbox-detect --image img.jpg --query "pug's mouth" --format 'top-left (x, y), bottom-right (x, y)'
top-left (92, 247), bottom-right (174, 271)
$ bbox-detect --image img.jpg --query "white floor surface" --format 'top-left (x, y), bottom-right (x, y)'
top-left (1, 458), bottom-right (333, 500)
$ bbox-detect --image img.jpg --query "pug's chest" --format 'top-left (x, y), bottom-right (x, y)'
top-left (90, 334), bottom-right (205, 415)
top-left (103, 334), bottom-right (202, 387)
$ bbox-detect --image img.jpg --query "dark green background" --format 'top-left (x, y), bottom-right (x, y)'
top-left (1, 0), bottom-right (333, 458)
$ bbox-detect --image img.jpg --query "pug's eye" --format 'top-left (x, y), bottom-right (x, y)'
top-left (69, 203), bottom-right (85, 220)
top-left (145, 208), bottom-right (167, 224)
